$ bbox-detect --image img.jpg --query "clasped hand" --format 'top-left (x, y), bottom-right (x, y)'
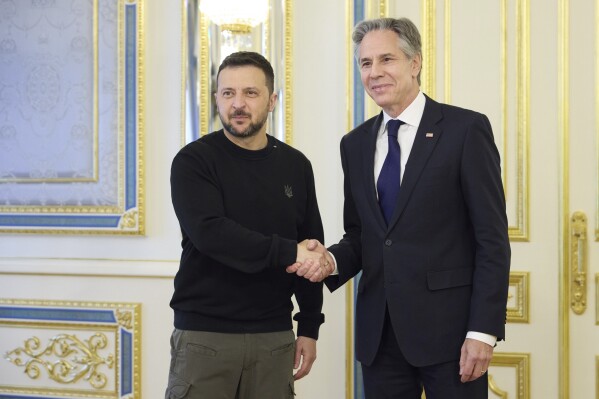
top-left (287, 239), bottom-right (334, 282)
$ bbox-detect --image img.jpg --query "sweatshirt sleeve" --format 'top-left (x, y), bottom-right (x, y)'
top-left (170, 146), bottom-right (297, 274)
top-left (292, 159), bottom-right (325, 339)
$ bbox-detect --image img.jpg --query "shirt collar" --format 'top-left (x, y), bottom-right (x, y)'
top-left (380, 91), bottom-right (426, 134)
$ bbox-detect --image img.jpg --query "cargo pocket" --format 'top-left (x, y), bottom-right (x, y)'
top-left (165, 373), bottom-right (191, 399)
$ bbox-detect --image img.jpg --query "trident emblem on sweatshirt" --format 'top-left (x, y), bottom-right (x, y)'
top-left (284, 185), bottom-right (293, 198)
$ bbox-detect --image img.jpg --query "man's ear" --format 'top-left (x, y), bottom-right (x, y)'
top-left (411, 53), bottom-right (422, 77)
top-left (269, 92), bottom-right (278, 112)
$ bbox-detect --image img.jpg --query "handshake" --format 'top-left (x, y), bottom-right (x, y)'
top-left (286, 239), bottom-right (335, 282)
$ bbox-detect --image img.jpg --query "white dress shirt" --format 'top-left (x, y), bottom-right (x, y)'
top-left (374, 91), bottom-right (426, 189)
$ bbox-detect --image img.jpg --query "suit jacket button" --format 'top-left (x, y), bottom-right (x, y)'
top-left (385, 239), bottom-right (392, 246)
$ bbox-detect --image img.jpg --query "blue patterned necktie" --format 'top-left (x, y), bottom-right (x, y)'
top-left (377, 119), bottom-right (405, 224)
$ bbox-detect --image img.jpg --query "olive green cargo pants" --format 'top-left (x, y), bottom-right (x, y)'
top-left (165, 329), bottom-right (296, 399)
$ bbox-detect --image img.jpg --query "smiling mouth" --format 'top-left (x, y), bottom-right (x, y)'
top-left (370, 84), bottom-right (390, 92)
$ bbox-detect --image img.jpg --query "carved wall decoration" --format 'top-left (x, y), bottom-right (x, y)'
top-left (488, 375), bottom-right (509, 399)
top-left (490, 353), bottom-right (530, 399)
top-left (5, 333), bottom-right (115, 389)
top-left (507, 272), bottom-right (530, 323)
top-left (0, 299), bottom-right (140, 399)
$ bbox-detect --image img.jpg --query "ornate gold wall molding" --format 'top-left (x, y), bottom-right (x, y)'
top-left (420, 0), bottom-right (531, 242)
top-left (345, 1), bottom-right (355, 396)
top-left (596, 274), bottom-right (599, 325)
top-left (596, 356), bottom-right (599, 399)
top-left (596, 0), bottom-right (599, 242)
top-left (420, 0), bottom-right (436, 99)
top-left (0, 299), bottom-right (141, 398)
top-left (489, 375), bottom-right (508, 398)
top-left (507, 271), bottom-right (529, 323)
top-left (443, 0), bottom-right (451, 104)
top-left (5, 333), bottom-right (115, 389)
top-left (490, 353), bottom-right (530, 399)
top-left (506, 0), bottom-right (530, 242)
top-left (0, 0), bottom-right (145, 235)
top-left (558, 0), bottom-right (570, 396)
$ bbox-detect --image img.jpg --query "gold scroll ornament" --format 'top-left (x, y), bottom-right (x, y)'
top-left (570, 211), bottom-right (587, 314)
top-left (4, 333), bottom-right (114, 389)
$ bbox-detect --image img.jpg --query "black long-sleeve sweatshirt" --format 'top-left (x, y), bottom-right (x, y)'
top-left (170, 130), bottom-right (325, 339)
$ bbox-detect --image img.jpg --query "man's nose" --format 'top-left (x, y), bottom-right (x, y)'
top-left (369, 61), bottom-right (383, 78)
top-left (232, 93), bottom-right (246, 108)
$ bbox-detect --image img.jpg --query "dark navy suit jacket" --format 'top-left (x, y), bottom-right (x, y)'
top-left (326, 95), bottom-right (511, 367)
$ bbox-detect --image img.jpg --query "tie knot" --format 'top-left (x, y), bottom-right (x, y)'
top-left (387, 119), bottom-right (404, 138)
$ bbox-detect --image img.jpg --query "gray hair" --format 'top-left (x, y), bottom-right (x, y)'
top-left (352, 17), bottom-right (422, 84)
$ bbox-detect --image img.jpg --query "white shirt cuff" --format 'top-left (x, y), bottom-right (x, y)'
top-left (328, 252), bottom-right (339, 275)
top-left (466, 331), bottom-right (496, 347)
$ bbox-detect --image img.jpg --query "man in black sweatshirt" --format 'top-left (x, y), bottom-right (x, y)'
top-left (165, 52), bottom-right (327, 399)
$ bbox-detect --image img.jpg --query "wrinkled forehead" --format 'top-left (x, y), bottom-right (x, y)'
top-left (217, 65), bottom-right (268, 89)
top-left (357, 29), bottom-right (405, 61)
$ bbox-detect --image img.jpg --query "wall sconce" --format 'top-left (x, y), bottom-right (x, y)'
top-left (182, 0), bottom-right (292, 144)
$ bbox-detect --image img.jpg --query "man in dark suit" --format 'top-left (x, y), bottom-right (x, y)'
top-left (287, 17), bottom-right (510, 398)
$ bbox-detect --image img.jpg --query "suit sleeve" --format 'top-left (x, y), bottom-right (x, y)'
top-left (325, 136), bottom-right (365, 292)
top-left (293, 160), bottom-right (325, 339)
top-left (461, 113), bottom-right (511, 340)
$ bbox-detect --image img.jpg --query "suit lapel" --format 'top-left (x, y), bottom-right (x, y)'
top-left (387, 97), bottom-right (443, 229)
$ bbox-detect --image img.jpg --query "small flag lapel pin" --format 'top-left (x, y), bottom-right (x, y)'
top-left (426, 132), bottom-right (434, 138)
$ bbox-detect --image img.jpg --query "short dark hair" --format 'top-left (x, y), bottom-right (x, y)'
top-left (353, 17), bottom-right (422, 85)
top-left (217, 51), bottom-right (275, 94)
